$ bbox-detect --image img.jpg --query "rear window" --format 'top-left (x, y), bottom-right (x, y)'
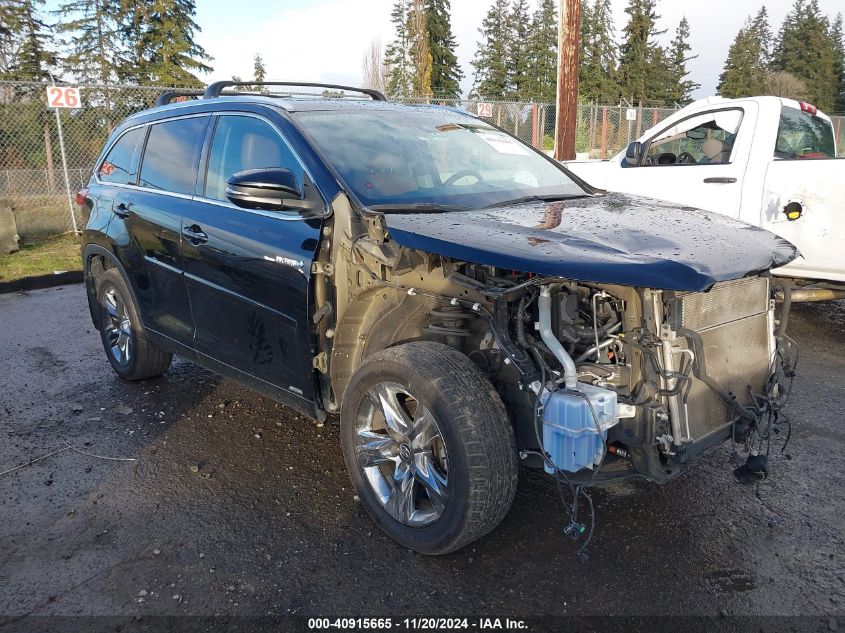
top-left (98, 127), bottom-right (145, 184)
top-left (139, 117), bottom-right (207, 194)
top-left (775, 107), bottom-right (836, 159)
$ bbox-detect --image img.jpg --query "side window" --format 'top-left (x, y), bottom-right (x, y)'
top-left (98, 127), bottom-right (145, 184)
top-left (139, 117), bottom-right (207, 194)
top-left (775, 107), bottom-right (836, 159)
top-left (204, 115), bottom-right (303, 202)
top-left (644, 109), bottom-right (743, 166)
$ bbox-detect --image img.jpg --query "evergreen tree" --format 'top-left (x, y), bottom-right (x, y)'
top-left (664, 16), bottom-right (698, 104)
top-left (617, 0), bottom-right (668, 104)
top-left (505, 0), bottom-right (531, 99)
top-left (773, 0), bottom-right (837, 110)
top-left (752, 6), bottom-right (773, 66)
top-left (7, 0), bottom-right (57, 81)
top-left (117, 0), bottom-right (211, 86)
top-left (831, 13), bottom-right (844, 111)
top-left (384, 0), bottom-right (412, 97)
top-left (717, 8), bottom-right (771, 98)
top-left (523, 0), bottom-right (557, 102)
top-left (471, 0), bottom-right (510, 99)
top-left (0, 1), bottom-right (25, 77)
top-left (54, 0), bottom-right (122, 85)
top-left (142, 0), bottom-right (212, 85)
top-left (424, 0), bottom-right (462, 99)
top-left (253, 53), bottom-right (266, 83)
top-left (580, 0), bottom-right (619, 103)
top-left (117, 0), bottom-right (152, 82)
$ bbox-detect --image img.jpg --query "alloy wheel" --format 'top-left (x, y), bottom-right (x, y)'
top-left (103, 288), bottom-right (132, 366)
top-left (354, 382), bottom-right (449, 527)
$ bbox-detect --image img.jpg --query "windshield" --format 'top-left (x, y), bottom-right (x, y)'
top-left (775, 107), bottom-right (836, 159)
top-left (294, 108), bottom-right (586, 210)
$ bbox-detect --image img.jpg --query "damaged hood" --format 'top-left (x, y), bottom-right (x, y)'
top-left (382, 193), bottom-right (798, 292)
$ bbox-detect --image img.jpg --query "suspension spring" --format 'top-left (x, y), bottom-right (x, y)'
top-left (424, 304), bottom-right (475, 348)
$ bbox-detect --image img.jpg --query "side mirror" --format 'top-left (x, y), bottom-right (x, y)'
top-left (624, 141), bottom-right (643, 165)
top-left (226, 168), bottom-right (317, 211)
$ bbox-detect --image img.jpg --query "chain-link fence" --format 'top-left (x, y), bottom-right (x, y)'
top-left (29, 80), bottom-right (845, 241)
top-left (392, 96), bottom-right (679, 158)
top-left (0, 81), bottom-right (182, 239)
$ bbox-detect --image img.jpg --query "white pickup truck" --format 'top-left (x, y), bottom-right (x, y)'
top-left (566, 96), bottom-right (845, 299)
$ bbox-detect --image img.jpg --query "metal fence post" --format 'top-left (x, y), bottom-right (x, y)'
top-left (53, 100), bottom-right (78, 233)
top-left (600, 107), bottom-right (607, 159)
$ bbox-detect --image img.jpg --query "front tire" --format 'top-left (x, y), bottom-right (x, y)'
top-left (96, 268), bottom-right (172, 381)
top-left (340, 342), bottom-right (518, 555)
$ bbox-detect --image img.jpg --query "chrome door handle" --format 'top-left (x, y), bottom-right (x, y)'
top-left (182, 225), bottom-right (208, 244)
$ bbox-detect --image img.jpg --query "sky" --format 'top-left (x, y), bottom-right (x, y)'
top-left (186, 0), bottom-right (842, 100)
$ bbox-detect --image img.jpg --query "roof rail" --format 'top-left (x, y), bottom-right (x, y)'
top-left (155, 90), bottom-right (205, 107)
top-left (203, 81), bottom-right (387, 101)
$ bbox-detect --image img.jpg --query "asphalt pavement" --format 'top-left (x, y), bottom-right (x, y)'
top-left (0, 284), bottom-right (843, 632)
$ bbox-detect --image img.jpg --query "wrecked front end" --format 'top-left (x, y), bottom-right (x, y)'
top-left (479, 274), bottom-right (795, 485)
top-left (359, 197), bottom-right (799, 487)
top-left (320, 195), bottom-right (799, 556)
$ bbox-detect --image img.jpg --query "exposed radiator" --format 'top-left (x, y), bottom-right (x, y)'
top-left (671, 277), bottom-right (772, 439)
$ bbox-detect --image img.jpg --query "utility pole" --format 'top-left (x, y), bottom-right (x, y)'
top-left (554, 0), bottom-right (581, 161)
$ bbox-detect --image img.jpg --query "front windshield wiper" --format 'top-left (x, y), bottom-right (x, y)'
top-left (367, 203), bottom-right (473, 213)
top-left (481, 193), bottom-right (590, 210)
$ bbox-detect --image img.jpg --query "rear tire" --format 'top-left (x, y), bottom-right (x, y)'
top-left (96, 268), bottom-right (172, 381)
top-left (340, 341), bottom-right (518, 555)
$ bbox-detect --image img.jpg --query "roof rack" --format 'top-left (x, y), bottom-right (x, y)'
top-left (155, 90), bottom-right (205, 107)
top-left (203, 81), bottom-right (387, 101)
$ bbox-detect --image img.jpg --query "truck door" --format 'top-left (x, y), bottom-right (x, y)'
top-left (609, 108), bottom-right (751, 218)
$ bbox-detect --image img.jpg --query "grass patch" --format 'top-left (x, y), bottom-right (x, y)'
top-left (0, 233), bottom-right (82, 282)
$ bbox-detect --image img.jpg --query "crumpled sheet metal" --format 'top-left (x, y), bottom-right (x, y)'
top-left (383, 193), bottom-right (798, 292)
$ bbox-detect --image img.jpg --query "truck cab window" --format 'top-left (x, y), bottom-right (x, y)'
top-left (644, 110), bottom-right (743, 166)
top-left (774, 107), bottom-right (836, 159)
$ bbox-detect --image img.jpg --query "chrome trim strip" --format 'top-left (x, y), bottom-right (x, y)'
top-left (100, 181), bottom-right (195, 201)
top-left (93, 112), bottom-right (214, 188)
top-left (143, 255), bottom-right (183, 275)
top-left (96, 111), bottom-right (329, 220)
top-left (191, 195), bottom-right (309, 221)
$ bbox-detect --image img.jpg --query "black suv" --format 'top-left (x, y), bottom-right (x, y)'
top-left (81, 81), bottom-right (797, 555)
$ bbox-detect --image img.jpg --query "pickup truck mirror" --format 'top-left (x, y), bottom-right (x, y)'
top-left (624, 142), bottom-right (643, 166)
top-left (226, 168), bottom-right (318, 212)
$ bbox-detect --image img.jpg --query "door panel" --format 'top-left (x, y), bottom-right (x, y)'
top-left (122, 115), bottom-right (208, 346)
top-left (606, 108), bottom-right (751, 218)
top-left (183, 113), bottom-right (324, 401)
top-left (183, 208), bottom-right (322, 398)
top-left (117, 189), bottom-right (196, 345)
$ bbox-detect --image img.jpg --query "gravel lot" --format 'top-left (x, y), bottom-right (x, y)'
top-left (0, 284), bottom-right (843, 631)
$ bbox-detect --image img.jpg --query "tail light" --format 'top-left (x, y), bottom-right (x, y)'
top-left (799, 101), bottom-right (817, 115)
top-left (75, 187), bottom-right (88, 207)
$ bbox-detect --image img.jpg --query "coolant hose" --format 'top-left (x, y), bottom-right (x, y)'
top-left (538, 286), bottom-right (578, 390)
